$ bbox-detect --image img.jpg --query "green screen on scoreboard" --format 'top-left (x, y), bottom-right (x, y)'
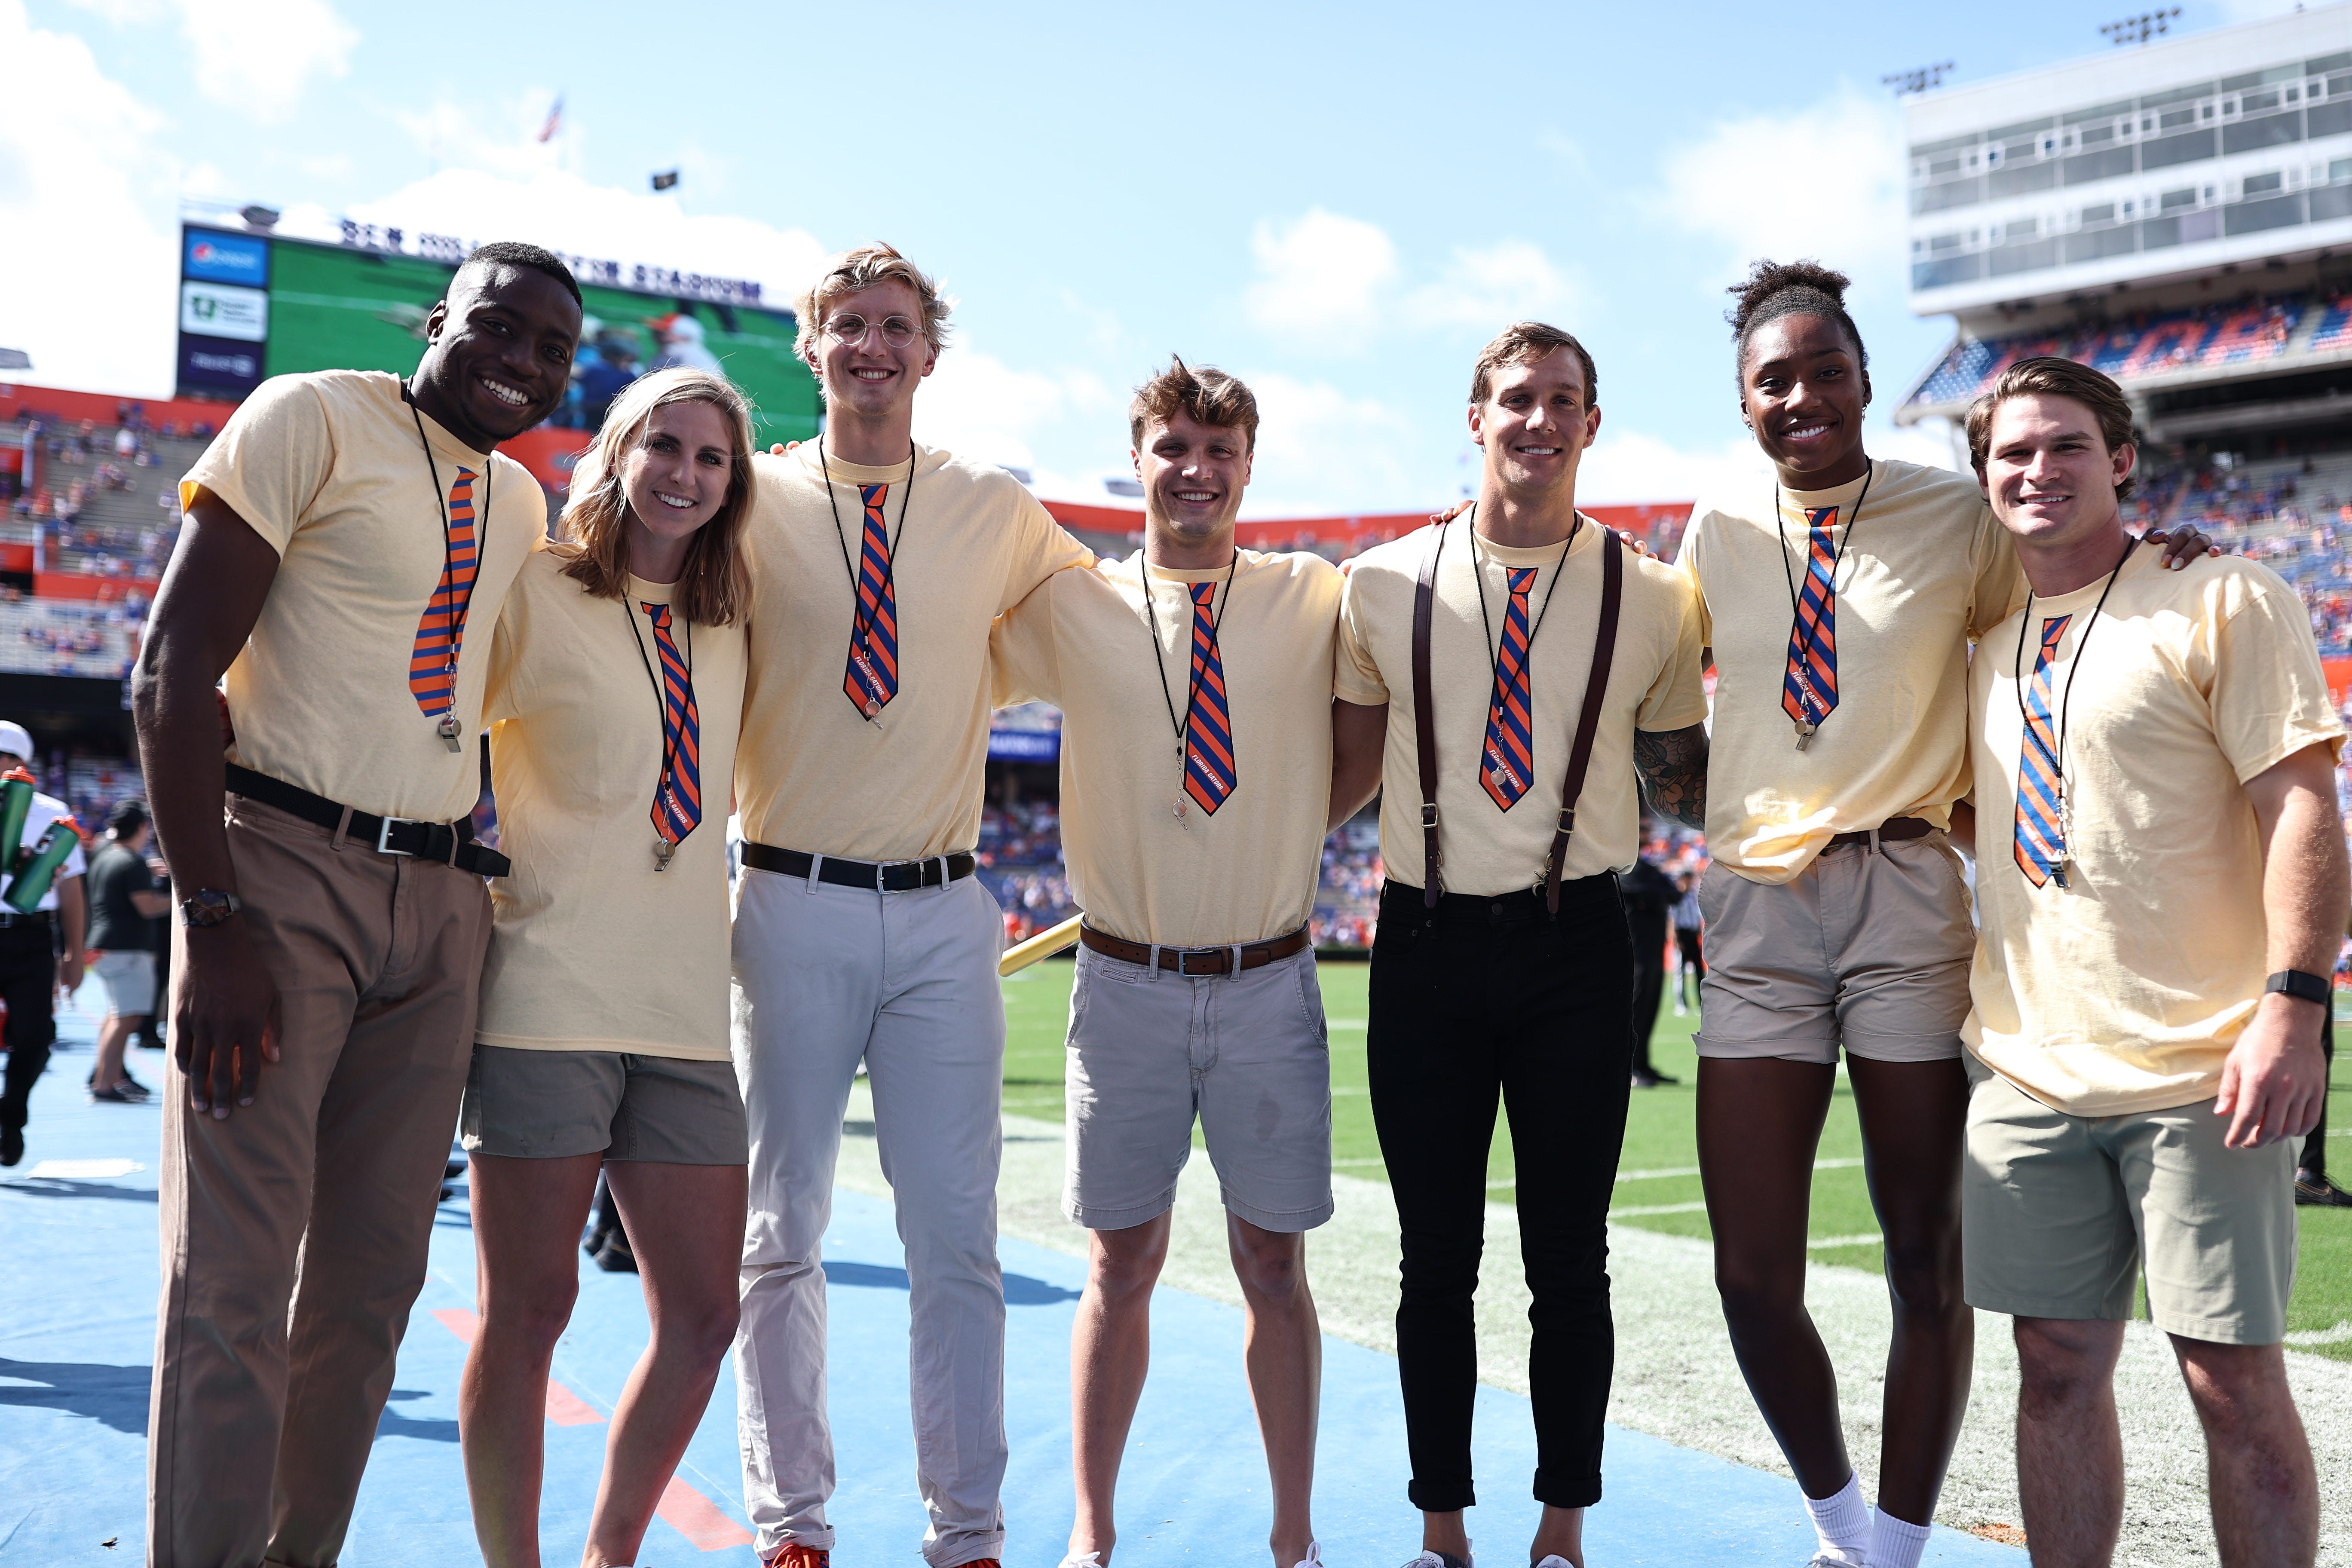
top-left (258, 236), bottom-right (821, 447)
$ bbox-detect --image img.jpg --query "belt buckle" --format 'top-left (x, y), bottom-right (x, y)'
top-left (375, 816), bottom-right (421, 857)
top-left (877, 858), bottom-right (921, 893)
top-left (1176, 947), bottom-right (1220, 976)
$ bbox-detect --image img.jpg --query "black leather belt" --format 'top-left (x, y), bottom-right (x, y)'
top-left (741, 841), bottom-right (975, 891)
top-left (0, 909), bottom-right (55, 930)
top-left (225, 764), bottom-right (511, 877)
top-left (1826, 815), bottom-right (1936, 851)
top-left (1078, 924), bottom-right (1311, 975)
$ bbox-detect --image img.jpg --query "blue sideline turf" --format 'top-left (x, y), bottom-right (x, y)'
top-left (1, 989), bottom-right (2021, 1566)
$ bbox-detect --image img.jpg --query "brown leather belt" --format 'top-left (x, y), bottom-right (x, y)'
top-left (1825, 815), bottom-right (1936, 851)
top-left (1078, 925), bottom-right (1312, 976)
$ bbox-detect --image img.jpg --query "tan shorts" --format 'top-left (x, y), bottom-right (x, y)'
top-left (461, 1043), bottom-right (748, 1166)
top-left (1961, 1066), bottom-right (2297, 1344)
top-left (1693, 832), bottom-right (1972, 1064)
top-left (93, 948), bottom-right (156, 1017)
top-left (1063, 942), bottom-right (1334, 1234)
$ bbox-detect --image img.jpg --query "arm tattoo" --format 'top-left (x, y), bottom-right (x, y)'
top-left (1632, 722), bottom-right (1708, 832)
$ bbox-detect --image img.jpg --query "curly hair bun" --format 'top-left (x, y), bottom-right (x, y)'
top-left (1726, 257), bottom-right (1868, 376)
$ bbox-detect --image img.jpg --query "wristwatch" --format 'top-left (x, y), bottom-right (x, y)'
top-left (178, 888), bottom-right (244, 928)
top-left (2265, 969), bottom-right (2331, 1006)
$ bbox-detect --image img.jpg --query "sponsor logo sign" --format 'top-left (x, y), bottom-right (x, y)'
top-left (181, 282), bottom-right (268, 343)
top-left (183, 229), bottom-right (270, 287)
top-left (177, 333), bottom-right (264, 397)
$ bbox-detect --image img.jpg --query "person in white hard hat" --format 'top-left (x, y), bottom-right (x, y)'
top-left (0, 718), bottom-right (90, 1165)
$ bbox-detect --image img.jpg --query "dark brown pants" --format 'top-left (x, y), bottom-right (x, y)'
top-left (147, 796), bottom-right (490, 1568)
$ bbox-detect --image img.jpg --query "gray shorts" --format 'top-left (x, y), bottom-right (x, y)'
top-left (92, 949), bottom-right (155, 1018)
top-left (1962, 1065), bottom-right (2296, 1344)
top-left (460, 1044), bottom-right (748, 1165)
top-left (1693, 832), bottom-right (1972, 1065)
top-left (1063, 942), bottom-right (1334, 1234)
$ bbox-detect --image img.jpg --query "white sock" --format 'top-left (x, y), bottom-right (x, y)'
top-left (1870, 1511), bottom-right (1932, 1568)
top-left (1802, 1472), bottom-right (1870, 1562)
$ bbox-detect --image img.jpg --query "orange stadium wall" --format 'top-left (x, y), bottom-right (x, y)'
top-left (2328, 658), bottom-right (2352, 714)
top-left (0, 384), bottom-right (238, 432)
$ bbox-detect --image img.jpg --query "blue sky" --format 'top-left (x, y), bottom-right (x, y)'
top-left (1, 0), bottom-right (2302, 514)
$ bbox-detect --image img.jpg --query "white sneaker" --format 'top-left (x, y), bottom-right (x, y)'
top-left (1399, 1550), bottom-right (1472, 1568)
top-left (1535, 1559), bottom-right (1575, 1568)
top-left (1807, 1553), bottom-right (1867, 1568)
top-left (1058, 1555), bottom-right (1103, 1568)
top-left (1293, 1545), bottom-right (1324, 1568)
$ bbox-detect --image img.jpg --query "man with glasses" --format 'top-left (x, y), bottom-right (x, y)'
top-left (731, 244), bottom-right (1091, 1568)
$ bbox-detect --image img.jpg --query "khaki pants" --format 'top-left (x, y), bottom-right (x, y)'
top-left (147, 796), bottom-right (491, 1568)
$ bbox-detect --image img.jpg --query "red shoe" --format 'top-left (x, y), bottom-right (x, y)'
top-left (763, 1547), bottom-right (829, 1568)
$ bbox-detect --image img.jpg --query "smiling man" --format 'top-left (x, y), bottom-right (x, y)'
top-left (1963, 357), bottom-right (2345, 1568)
top-left (1327, 322), bottom-right (1709, 1568)
top-left (133, 241), bottom-right (580, 1567)
top-left (729, 244), bottom-right (1091, 1568)
top-left (991, 359), bottom-right (1341, 1568)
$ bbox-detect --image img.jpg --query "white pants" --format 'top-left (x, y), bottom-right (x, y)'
top-left (731, 867), bottom-right (1008, 1567)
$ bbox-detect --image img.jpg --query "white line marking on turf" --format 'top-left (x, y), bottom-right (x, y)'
top-left (1607, 1200), bottom-right (1712, 1218)
top-left (1614, 1156), bottom-right (1863, 1183)
top-left (1807, 1233), bottom-right (1883, 1250)
top-left (20, 1158), bottom-right (143, 1179)
top-left (2286, 1321), bottom-right (2352, 1346)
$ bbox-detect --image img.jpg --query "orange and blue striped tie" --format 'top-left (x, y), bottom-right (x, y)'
top-left (1480, 566), bottom-right (1537, 809)
top-left (842, 483), bottom-right (900, 717)
top-left (644, 602), bottom-right (702, 846)
top-left (408, 469), bottom-right (479, 719)
top-left (2013, 614), bottom-right (2071, 888)
top-left (1182, 581), bottom-right (1236, 814)
top-left (1782, 505), bottom-right (1839, 729)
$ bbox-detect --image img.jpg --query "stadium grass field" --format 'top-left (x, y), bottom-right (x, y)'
top-left (1002, 953), bottom-right (2352, 1360)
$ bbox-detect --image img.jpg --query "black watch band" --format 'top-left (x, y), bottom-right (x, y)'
top-left (2265, 969), bottom-right (2331, 1006)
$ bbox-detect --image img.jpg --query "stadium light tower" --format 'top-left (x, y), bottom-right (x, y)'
top-left (2099, 8), bottom-right (2180, 46)
top-left (1882, 61), bottom-right (1955, 95)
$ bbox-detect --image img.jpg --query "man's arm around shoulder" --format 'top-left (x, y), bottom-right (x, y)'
top-left (131, 496), bottom-right (284, 1119)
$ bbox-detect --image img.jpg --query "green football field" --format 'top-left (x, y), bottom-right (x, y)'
top-left (1001, 954), bottom-right (2352, 1363)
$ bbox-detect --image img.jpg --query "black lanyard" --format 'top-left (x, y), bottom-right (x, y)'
top-left (1467, 503), bottom-right (1575, 671)
top-left (2013, 536), bottom-right (2134, 882)
top-left (622, 591), bottom-right (694, 864)
top-left (820, 439), bottom-right (913, 720)
top-left (403, 382), bottom-right (492, 750)
top-left (1775, 459), bottom-right (1872, 738)
top-left (1143, 554), bottom-right (1237, 822)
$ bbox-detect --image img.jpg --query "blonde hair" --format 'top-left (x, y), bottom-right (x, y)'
top-left (793, 242), bottom-right (952, 377)
top-left (556, 367), bottom-right (755, 627)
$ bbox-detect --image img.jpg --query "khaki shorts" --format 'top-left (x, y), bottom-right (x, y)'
top-left (1693, 832), bottom-right (1972, 1064)
top-left (1961, 1065), bottom-right (2297, 1344)
top-left (93, 949), bottom-right (156, 1017)
top-left (1063, 942), bottom-right (1334, 1234)
top-left (461, 1043), bottom-right (747, 1165)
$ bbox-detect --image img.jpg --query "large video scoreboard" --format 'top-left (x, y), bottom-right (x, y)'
top-left (175, 222), bottom-right (822, 448)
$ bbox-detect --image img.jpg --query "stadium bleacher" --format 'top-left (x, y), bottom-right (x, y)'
top-left (1905, 287), bottom-right (2350, 411)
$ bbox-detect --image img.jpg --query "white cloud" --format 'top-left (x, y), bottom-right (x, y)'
top-left (392, 93), bottom-right (578, 182)
top-left (70, 0), bottom-right (355, 122)
top-left (178, 0), bottom-right (355, 122)
top-left (1233, 372), bottom-right (1425, 515)
top-left (1406, 239), bottom-right (1578, 333)
top-left (0, 0), bottom-right (178, 394)
top-left (1657, 86), bottom-right (1909, 306)
top-left (1244, 209), bottom-right (1397, 340)
top-left (915, 346), bottom-right (1117, 481)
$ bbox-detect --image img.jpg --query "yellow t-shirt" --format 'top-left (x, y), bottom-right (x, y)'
top-left (1963, 545), bottom-right (2345, 1116)
top-left (181, 369), bottom-right (548, 824)
top-left (476, 550), bottom-right (747, 1060)
top-left (735, 443), bottom-right (1092, 861)
top-left (1336, 517), bottom-right (1709, 897)
top-left (991, 549), bottom-right (1342, 947)
top-left (1678, 459), bottom-right (2024, 883)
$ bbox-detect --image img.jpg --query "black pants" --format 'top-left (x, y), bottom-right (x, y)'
top-left (1367, 875), bottom-right (1634, 1512)
top-left (0, 917), bottom-right (59, 1137)
top-left (2306, 1015), bottom-right (2334, 1179)
top-left (1628, 906), bottom-right (1666, 1075)
top-left (1674, 924), bottom-right (1703, 977)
